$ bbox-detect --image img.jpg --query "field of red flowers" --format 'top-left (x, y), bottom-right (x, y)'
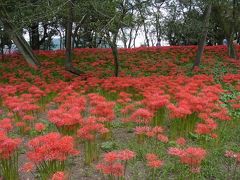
top-left (0, 45), bottom-right (240, 180)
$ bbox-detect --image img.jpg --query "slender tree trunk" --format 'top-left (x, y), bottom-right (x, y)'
top-left (30, 23), bottom-right (40, 50)
top-left (65, 0), bottom-right (73, 68)
top-left (65, 0), bottom-right (81, 75)
top-left (1, 47), bottom-right (4, 61)
top-left (107, 32), bottom-right (120, 77)
top-left (227, 0), bottom-right (238, 59)
top-left (143, 21), bottom-right (149, 47)
top-left (111, 34), bottom-right (119, 77)
top-left (0, 8), bottom-right (40, 67)
top-left (133, 25), bottom-right (140, 48)
top-left (128, 28), bottom-right (133, 48)
top-left (120, 28), bottom-right (127, 48)
top-left (227, 35), bottom-right (238, 59)
top-left (192, 3), bottom-right (212, 70)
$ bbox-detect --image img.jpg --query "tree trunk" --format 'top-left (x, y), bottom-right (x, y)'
top-left (128, 27), bottom-right (133, 48)
top-left (227, 35), bottom-right (238, 59)
top-left (107, 32), bottom-right (120, 77)
top-left (65, 0), bottom-right (81, 75)
top-left (227, 0), bottom-right (238, 60)
top-left (120, 28), bottom-right (127, 48)
top-left (143, 20), bottom-right (149, 47)
top-left (111, 34), bottom-right (119, 77)
top-left (0, 12), bottom-right (40, 67)
top-left (133, 25), bottom-right (140, 48)
top-left (30, 23), bottom-right (40, 50)
top-left (1, 47), bottom-right (4, 61)
top-left (192, 3), bottom-right (212, 69)
top-left (0, 6), bottom-right (40, 67)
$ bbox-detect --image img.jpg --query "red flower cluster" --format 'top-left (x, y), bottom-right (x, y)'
top-left (168, 146), bottom-right (207, 173)
top-left (77, 117), bottom-right (109, 140)
top-left (48, 95), bottom-right (86, 128)
top-left (96, 149), bottom-right (136, 177)
top-left (27, 132), bottom-right (79, 164)
top-left (0, 118), bottom-right (13, 132)
top-left (34, 123), bottom-right (46, 132)
top-left (130, 108), bottom-right (153, 124)
top-left (0, 131), bottom-right (21, 159)
top-left (146, 153), bottom-right (164, 168)
top-left (117, 92), bottom-right (132, 104)
top-left (51, 171), bottom-right (67, 180)
top-left (88, 93), bottom-right (115, 122)
top-left (134, 126), bottom-right (168, 142)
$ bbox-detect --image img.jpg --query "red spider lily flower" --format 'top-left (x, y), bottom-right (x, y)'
top-left (103, 152), bottom-right (118, 163)
top-left (146, 153), bottom-right (158, 161)
top-left (23, 115), bottom-right (35, 121)
top-left (97, 149), bottom-right (135, 177)
top-left (157, 134), bottom-right (169, 143)
top-left (0, 118), bottom-right (13, 132)
top-left (176, 137), bottom-right (186, 146)
top-left (130, 108), bottom-right (153, 124)
top-left (146, 153), bottom-right (164, 169)
top-left (34, 123), bottom-right (46, 132)
top-left (51, 171), bottom-right (67, 180)
top-left (117, 149), bottom-right (136, 161)
top-left (147, 160), bottom-right (164, 168)
top-left (20, 162), bottom-right (35, 173)
top-left (168, 147), bottom-right (207, 173)
top-left (27, 133), bottom-right (79, 164)
top-left (96, 162), bottom-right (124, 177)
top-left (0, 131), bottom-right (22, 159)
top-left (77, 117), bottom-right (109, 141)
top-left (195, 122), bottom-right (217, 135)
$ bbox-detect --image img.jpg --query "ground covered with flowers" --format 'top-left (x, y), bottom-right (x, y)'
top-left (0, 45), bottom-right (240, 180)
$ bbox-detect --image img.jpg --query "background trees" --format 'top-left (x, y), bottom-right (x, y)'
top-left (0, 0), bottom-right (239, 76)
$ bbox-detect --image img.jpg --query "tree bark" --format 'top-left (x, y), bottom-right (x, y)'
top-left (120, 28), bottom-right (127, 48)
top-left (107, 32), bottom-right (120, 77)
top-left (128, 27), bottom-right (133, 48)
top-left (0, 8), bottom-right (40, 67)
top-left (227, 0), bottom-right (238, 59)
top-left (227, 35), bottom-right (238, 59)
top-left (192, 3), bottom-right (212, 70)
top-left (133, 25), bottom-right (140, 48)
top-left (111, 33), bottom-right (119, 77)
top-left (65, 0), bottom-right (81, 75)
top-left (30, 23), bottom-right (40, 50)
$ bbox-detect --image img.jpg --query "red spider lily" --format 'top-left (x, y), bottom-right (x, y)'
top-left (20, 162), bottom-right (35, 173)
top-left (0, 118), bottom-right (13, 132)
top-left (176, 137), bottom-right (186, 146)
top-left (157, 134), bottom-right (169, 143)
top-left (51, 171), bottom-right (67, 180)
top-left (0, 131), bottom-right (21, 159)
top-left (96, 149), bottom-right (135, 178)
top-left (146, 153), bottom-right (158, 161)
top-left (27, 132), bottom-right (79, 164)
top-left (134, 126), bottom-right (167, 143)
top-left (145, 153), bottom-right (164, 179)
top-left (130, 108), bottom-right (153, 124)
top-left (34, 123), bottom-right (46, 132)
top-left (195, 122), bottom-right (217, 135)
top-left (0, 131), bottom-right (21, 179)
top-left (168, 147), bottom-right (206, 173)
top-left (147, 159), bottom-right (164, 168)
top-left (96, 162), bottom-right (124, 177)
top-left (117, 149), bottom-right (136, 161)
